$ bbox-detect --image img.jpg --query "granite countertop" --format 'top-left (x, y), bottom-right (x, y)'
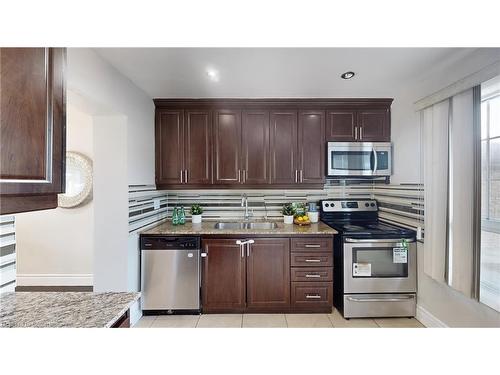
top-left (0, 292), bottom-right (140, 328)
top-left (141, 220), bottom-right (338, 236)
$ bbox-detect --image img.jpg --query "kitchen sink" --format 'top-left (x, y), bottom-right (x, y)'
top-left (213, 222), bottom-right (278, 230)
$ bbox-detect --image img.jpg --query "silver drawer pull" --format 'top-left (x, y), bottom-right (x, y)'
top-left (201, 253), bottom-right (207, 258)
top-left (305, 274), bottom-right (321, 278)
top-left (304, 244), bottom-right (321, 248)
top-left (306, 295), bottom-right (322, 299)
top-left (305, 259), bottom-right (321, 263)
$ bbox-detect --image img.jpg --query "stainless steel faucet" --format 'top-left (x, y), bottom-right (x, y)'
top-left (241, 193), bottom-right (252, 220)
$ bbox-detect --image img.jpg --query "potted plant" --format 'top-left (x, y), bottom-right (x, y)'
top-left (282, 203), bottom-right (295, 224)
top-left (190, 204), bottom-right (203, 224)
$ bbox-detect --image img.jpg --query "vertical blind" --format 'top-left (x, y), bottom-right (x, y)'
top-left (422, 87), bottom-right (477, 298)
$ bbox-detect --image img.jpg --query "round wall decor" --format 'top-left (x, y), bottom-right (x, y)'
top-left (58, 151), bottom-right (93, 208)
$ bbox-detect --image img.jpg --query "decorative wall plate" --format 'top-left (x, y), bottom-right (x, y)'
top-left (58, 152), bottom-right (93, 208)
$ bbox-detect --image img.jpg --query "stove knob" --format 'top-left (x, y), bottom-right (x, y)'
top-left (365, 203), bottom-right (369, 207)
top-left (325, 203), bottom-right (329, 207)
top-left (371, 203), bottom-right (375, 207)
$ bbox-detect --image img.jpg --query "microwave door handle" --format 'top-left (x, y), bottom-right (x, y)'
top-left (372, 148), bottom-right (378, 173)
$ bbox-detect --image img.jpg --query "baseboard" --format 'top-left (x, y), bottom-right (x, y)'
top-left (15, 285), bottom-right (93, 292)
top-left (416, 304), bottom-right (448, 328)
top-left (16, 274), bottom-right (93, 287)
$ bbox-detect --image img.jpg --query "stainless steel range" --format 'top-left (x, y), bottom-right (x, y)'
top-left (320, 199), bottom-right (417, 318)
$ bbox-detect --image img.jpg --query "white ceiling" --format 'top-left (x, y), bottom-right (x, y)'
top-left (94, 48), bottom-right (475, 99)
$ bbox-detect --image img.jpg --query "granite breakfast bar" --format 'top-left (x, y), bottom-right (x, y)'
top-left (0, 292), bottom-right (140, 328)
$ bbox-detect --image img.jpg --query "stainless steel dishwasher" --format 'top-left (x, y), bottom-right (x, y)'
top-left (140, 236), bottom-right (201, 313)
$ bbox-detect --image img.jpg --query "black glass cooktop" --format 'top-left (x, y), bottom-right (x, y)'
top-left (323, 220), bottom-right (415, 239)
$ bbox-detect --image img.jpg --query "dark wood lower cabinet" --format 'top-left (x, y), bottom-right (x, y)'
top-left (201, 236), bottom-right (333, 313)
top-left (246, 238), bottom-right (290, 311)
top-left (202, 239), bottom-right (246, 312)
top-left (111, 310), bottom-right (130, 328)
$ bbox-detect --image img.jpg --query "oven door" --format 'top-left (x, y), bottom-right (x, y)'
top-left (327, 142), bottom-right (391, 176)
top-left (343, 238), bottom-right (416, 293)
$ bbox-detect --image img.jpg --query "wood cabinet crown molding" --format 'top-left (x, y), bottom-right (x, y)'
top-left (154, 98), bottom-right (393, 108)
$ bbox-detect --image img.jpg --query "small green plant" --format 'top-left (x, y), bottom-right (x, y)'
top-left (281, 202), bottom-right (295, 216)
top-left (190, 204), bottom-right (203, 215)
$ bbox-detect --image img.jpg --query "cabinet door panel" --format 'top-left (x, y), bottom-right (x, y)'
top-left (155, 109), bottom-right (184, 185)
top-left (270, 111), bottom-right (298, 184)
top-left (358, 109), bottom-right (390, 141)
top-left (246, 238), bottom-right (290, 310)
top-left (202, 239), bottom-right (246, 311)
top-left (213, 110), bottom-right (241, 184)
top-left (0, 48), bottom-right (65, 196)
top-left (298, 110), bottom-right (325, 184)
top-left (241, 110), bottom-right (270, 184)
top-left (326, 110), bottom-right (357, 141)
top-left (185, 110), bottom-right (212, 184)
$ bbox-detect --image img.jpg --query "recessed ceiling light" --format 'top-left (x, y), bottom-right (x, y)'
top-left (341, 71), bottom-right (355, 80)
top-left (206, 68), bottom-right (219, 82)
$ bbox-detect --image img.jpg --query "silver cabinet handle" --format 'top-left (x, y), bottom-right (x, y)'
top-left (180, 170), bottom-right (183, 183)
top-left (305, 274), bottom-right (321, 278)
top-left (305, 295), bottom-right (321, 299)
top-left (360, 126), bottom-right (363, 140)
top-left (295, 170), bottom-right (298, 183)
top-left (304, 244), bottom-right (321, 248)
top-left (238, 169), bottom-right (241, 183)
top-left (243, 170), bottom-right (246, 183)
top-left (246, 243), bottom-right (250, 257)
top-left (354, 127), bottom-right (358, 140)
top-left (300, 170), bottom-right (303, 182)
top-left (201, 253), bottom-right (207, 258)
top-left (305, 259), bottom-right (321, 263)
top-left (185, 169), bottom-right (188, 183)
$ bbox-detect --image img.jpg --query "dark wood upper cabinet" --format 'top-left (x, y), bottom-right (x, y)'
top-left (246, 238), bottom-right (290, 310)
top-left (202, 239), bottom-right (246, 312)
top-left (270, 111), bottom-right (298, 184)
top-left (213, 110), bottom-right (242, 184)
top-left (298, 111), bottom-right (325, 184)
top-left (155, 109), bottom-right (184, 185)
top-left (357, 108), bottom-right (390, 142)
top-left (0, 48), bottom-right (66, 215)
top-left (241, 110), bottom-right (270, 184)
top-left (154, 99), bottom-right (392, 188)
top-left (326, 104), bottom-right (391, 142)
top-left (326, 110), bottom-right (357, 141)
top-left (184, 110), bottom-right (212, 184)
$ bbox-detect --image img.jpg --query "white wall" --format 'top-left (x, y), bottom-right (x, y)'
top-left (67, 48), bottom-right (155, 185)
top-left (92, 115), bottom-right (129, 291)
top-left (15, 103), bottom-right (94, 286)
top-left (66, 48), bottom-right (155, 295)
top-left (392, 48), bottom-right (500, 327)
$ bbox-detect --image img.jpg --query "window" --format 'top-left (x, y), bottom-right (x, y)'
top-left (480, 77), bottom-right (500, 312)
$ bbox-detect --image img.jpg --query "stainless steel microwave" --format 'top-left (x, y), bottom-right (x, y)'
top-left (327, 142), bottom-right (392, 177)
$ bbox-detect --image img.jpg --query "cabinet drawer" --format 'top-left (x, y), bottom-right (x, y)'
top-left (291, 267), bottom-right (333, 282)
top-left (290, 252), bottom-right (333, 267)
top-left (291, 282), bottom-right (333, 307)
top-left (291, 237), bottom-right (333, 252)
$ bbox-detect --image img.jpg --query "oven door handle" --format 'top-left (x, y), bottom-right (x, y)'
top-left (347, 295), bottom-right (415, 303)
top-left (344, 238), bottom-right (415, 243)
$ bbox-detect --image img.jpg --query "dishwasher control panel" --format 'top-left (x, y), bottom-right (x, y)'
top-left (141, 236), bottom-right (200, 250)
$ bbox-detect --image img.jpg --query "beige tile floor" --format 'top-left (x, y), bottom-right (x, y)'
top-left (133, 308), bottom-right (424, 328)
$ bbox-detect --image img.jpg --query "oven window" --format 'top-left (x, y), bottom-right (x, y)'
top-left (353, 247), bottom-right (408, 278)
top-left (331, 151), bottom-right (372, 171)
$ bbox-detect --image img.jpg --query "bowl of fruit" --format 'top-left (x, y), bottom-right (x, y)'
top-left (294, 214), bottom-right (311, 226)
